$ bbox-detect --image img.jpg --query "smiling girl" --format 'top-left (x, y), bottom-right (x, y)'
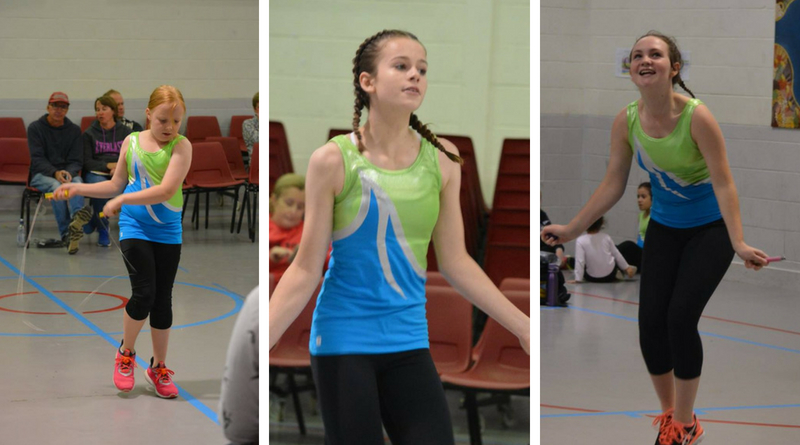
top-left (269, 29), bottom-right (530, 444)
top-left (542, 31), bottom-right (769, 445)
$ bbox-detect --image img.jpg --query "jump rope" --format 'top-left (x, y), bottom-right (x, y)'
top-left (17, 190), bottom-right (136, 332)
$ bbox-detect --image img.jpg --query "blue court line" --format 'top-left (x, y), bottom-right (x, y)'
top-left (543, 305), bottom-right (800, 355)
top-left (0, 256), bottom-right (220, 425)
top-left (211, 282), bottom-right (244, 300)
top-left (542, 403), bottom-right (800, 419)
top-left (178, 266), bottom-right (189, 273)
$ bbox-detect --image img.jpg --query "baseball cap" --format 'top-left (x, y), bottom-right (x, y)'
top-left (48, 92), bottom-right (70, 105)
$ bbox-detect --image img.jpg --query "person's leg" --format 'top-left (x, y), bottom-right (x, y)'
top-left (30, 173), bottom-right (69, 239)
top-left (310, 354), bottom-right (385, 445)
top-left (119, 239), bottom-right (157, 352)
top-left (67, 176), bottom-right (85, 218)
top-left (83, 173), bottom-right (109, 234)
top-left (638, 220), bottom-right (687, 412)
top-left (149, 242), bottom-right (181, 363)
top-left (376, 349), bottom-right (455, 445)
top-left (617, 240), bottom-right (643, 270)
top-left (668, 220), bottom-right (734, 425)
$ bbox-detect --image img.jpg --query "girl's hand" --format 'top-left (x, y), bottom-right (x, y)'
top-left (626, 266), bottom-right (636, 278)
top-left (102, 196), bottom-right (124, 218)
top-left (734, 243), bottom-right (769, 271)
top-left (52, 183), bottom-right (77, 201)
top-left (541, 224), bottom-right (577, 246)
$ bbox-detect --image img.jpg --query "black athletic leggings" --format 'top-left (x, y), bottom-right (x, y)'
top-left (120, 239), bottom-right (182, 329)
top-left (310, 348), bottom-right (455, 445)
top-left (638, 218), bottom-right (734, 380)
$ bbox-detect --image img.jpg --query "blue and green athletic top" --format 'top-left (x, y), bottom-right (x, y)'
top-left (310, 132), bottom-right (442, 356)
top-left (628, 99), bottom-right (721, 228)
top-left (119, 132), bottom-right (184, 244)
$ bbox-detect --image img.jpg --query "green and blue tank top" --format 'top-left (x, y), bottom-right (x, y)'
top-left (627, 99), bottom-right (722, 228)
top-left (310, 132), bottom-right (442, 355)
top-left (118, 132), bottom-right (184, 244)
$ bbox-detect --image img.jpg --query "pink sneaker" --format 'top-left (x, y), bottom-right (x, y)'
top-left (113, 349), bottom-right (136, 392)
top-left (145, 359), bottom-right (178, 399)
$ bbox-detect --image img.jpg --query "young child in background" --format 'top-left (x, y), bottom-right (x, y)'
top-left (269, 173), bottom-right (306, 284)
top-left (616, 181), bottom-right (652, 271)
top-left (571, 216), bottom-right (636, 283)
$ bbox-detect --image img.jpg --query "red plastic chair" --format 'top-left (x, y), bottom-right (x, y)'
top-left (483, 138), bottom-right (530, 286)
top-left (183, 141), bottom-right (244, 232)
top-left (0, 138), bottom-right (31, 185)
top-left (440, 289), bottom-right (530, 445)
top-left (0, 118), bottom-right (27, 138)
top-left (204, 136), bottom-right (248, 180)
top-left (327, 128), bottom-right (350, 140)
top-left (237, 143), bottom-right (259, 242)
top-left (185, 116), bottom-right (222, 143)
top-left (426, 271), bottom-right (448, 287)
top-left (269, 279), bottom-right (323, 436)
top-left (229, 115), bottom-right (251, 154)
top-left (426, 284), bottom-right (473, 375)
top-left (80, 116), bottom-right (95, 133)
top-left (0, 138), bottom-right (33, 241)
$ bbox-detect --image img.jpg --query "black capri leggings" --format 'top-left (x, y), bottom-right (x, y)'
top-left (120, 239), bottom-right (182, 330)
top-left (310, 348), bottom-right (455, 445)
top-left (638, 218), bottom-right (734, 380)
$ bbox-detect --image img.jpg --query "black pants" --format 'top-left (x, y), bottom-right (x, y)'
top-left (638, 219), bottom-right (734, 379)
top-left (616, 240), bottom-right (643, 271)
top-left (311, 349), bottom-right (455, 445)
top-left (120, 239), bottom-right (182, 329)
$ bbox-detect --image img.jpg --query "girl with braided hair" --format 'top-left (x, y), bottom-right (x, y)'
top-left (542, 31), bottom-right (770, 445)
top-left (269, 29), bottom-right (530, 444)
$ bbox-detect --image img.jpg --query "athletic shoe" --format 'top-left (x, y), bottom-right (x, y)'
top-left (67, 206), bottom-right (93, 254)
top-left (657, 411), bottom-right (705, 445)
top-left (97, 228), bottom-right (110, 247)
top-left (145, 358), bottom-right (179, 399)
top-left (653, 409), bottom-right (673, 445)
top-left (113, 348), bottom-right (136, 392)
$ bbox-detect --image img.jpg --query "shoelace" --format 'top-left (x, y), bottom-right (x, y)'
top-left (652, 409), bottom-right (673, 430)
top-left (153, 366), bottom-right (175, 384)
top-left (659, 421), bottom-right (687, 445)
top-left (115, 354), bottom-right (136, 373)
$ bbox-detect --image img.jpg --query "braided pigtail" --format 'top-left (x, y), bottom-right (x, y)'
top-left (352, 30), bottom-right (393, 152)
top-left (409, 113), bottom-right (462, 164)
top-left (676, 77), bottom-right (695, 98)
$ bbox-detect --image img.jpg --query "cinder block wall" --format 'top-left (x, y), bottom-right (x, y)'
top-left (269, 0), bottom-right (530, 205)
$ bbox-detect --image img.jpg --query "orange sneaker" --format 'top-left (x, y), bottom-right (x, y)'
top-left (658, 412), bottom-right (704, 445)
top-left (652, 409), bottom-right (674, 445)
top-left (145, 358), bottom-right (178, 399)
top-left (113, 348), bottom-right (136, 392)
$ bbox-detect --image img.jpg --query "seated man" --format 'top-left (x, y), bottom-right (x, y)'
top-left (27, 92), bottom-right (93, 254)
top-left (105, 89), bottom-right (144, 132)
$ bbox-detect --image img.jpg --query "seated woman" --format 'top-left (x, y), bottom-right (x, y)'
top-left (616, 182), bottom-right (651, 271)
top-left (571, 216), bottom-right (636, 283)
top-left (82, 94), bottom-right (132, 247)
top-left (269, 173), bottom-right (306, 284)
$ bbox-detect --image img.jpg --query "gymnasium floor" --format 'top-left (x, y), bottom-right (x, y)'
top-left (541, 270), bottom-right (800, 444)
top-left (0, 198), bottom-right (258, 444)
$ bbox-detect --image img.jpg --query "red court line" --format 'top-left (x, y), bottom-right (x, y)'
top-left (543, 403), bottom-right (800, 428)
top-left (571, 291), bottom-right (800, 337)
top-left (540, 404), bottom-right (603, 413)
